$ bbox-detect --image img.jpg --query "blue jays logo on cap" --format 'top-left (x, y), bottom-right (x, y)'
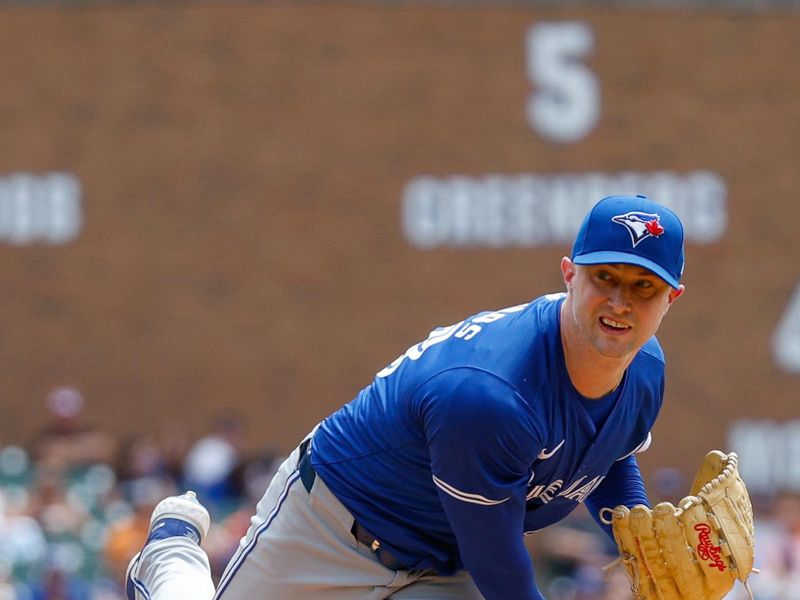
top-left (611, 211), bottom-right (665, 247)
top-left (571, 195), bottom-right (685, 289)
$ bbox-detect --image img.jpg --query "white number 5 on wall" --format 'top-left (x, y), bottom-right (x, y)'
top-left (525, 22), bottom-right (599, 144)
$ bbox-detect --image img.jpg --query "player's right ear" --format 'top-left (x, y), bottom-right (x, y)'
top-left (561, 256), bottom-right (576, 290)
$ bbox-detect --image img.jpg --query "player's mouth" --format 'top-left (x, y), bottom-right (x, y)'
top-left (599, 316), bottom-right (632, 333)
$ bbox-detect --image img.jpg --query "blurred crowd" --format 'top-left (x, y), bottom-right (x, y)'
top-left (0, 387), bottom-right (796, 599)
top-left (0, 387), bottom-right (284, 600)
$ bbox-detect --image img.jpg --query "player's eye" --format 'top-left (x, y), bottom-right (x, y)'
top-left (596, 270), bottom-right (613, 282)
top-left (632, 279), bottom-right (659, 298)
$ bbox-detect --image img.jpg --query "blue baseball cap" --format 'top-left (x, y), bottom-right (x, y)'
top-left (571, 195), bottom-right (685, 289)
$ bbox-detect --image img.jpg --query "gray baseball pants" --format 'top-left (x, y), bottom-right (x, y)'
top-left (136, 435), bottom-right (484, 599)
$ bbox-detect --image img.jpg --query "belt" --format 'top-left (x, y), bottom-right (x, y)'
top-left (297, 440), bottom-right (409, 571)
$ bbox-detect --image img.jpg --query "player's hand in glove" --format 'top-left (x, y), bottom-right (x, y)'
top-left (601, 450), bottom-right (757, 600)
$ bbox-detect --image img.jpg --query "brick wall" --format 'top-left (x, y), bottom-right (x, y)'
top-left (0, 4), bottom-right (798, 479)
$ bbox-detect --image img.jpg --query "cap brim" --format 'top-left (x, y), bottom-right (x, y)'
top-left (572, 251), bottom-right (681, 289)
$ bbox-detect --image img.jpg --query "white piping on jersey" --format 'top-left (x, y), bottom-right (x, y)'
top-left (432, 475), bottom-right (510, 506)
top-left (616, 431), bottom-right (653, 461)
top-left (537, 439), bottom-right (565, 460)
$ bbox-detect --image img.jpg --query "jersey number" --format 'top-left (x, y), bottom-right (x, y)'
top-left (376, 304), bottom-right (528, 378)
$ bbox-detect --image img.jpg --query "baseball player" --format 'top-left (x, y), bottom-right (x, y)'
top-left (126, 194), bottom-right (686, 599)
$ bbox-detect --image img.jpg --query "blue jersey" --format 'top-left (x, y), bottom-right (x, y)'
top-left (312, 294), bottom-right (661, 599)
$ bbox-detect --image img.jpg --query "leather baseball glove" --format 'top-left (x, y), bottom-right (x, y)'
top-left (601, 451), bottom-right (757, 600)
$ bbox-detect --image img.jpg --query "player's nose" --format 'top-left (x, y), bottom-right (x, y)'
top-left (606, 286), bottom-right (632, 313)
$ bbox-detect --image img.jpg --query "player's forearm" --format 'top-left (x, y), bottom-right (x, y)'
top-left (460, 538), bottom-right (545, 600)
top-left (585, 454), bottom-right (648, 540)
top-left (444, 495), bottom-right (545, 600)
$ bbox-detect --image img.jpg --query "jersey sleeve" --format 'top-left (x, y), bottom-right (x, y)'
top-left (415, 368), bottom-right (547, 600)
top-left (584, 454), bottom-right (649, 541)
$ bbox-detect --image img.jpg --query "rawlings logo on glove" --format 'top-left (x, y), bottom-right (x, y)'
top-left (601, 451), bottom-right (757, 600)
top-left (694, 523), bottom-right (726, 572)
